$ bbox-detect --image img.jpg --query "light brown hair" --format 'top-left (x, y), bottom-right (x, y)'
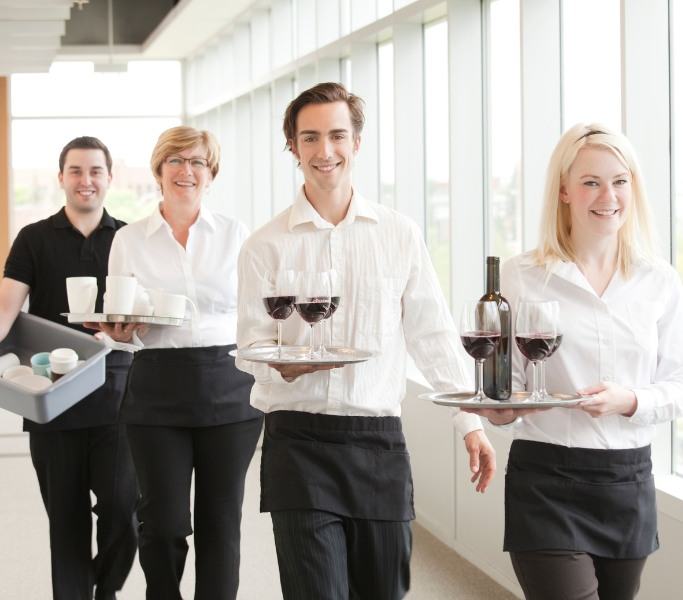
top-left (282, 82), bottom-right (365, 160)
top-left (150, 126), bottom-right (220, 186)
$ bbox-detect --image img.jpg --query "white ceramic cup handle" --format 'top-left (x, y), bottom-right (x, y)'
top-left (185, 297), bottom-right (197, 317)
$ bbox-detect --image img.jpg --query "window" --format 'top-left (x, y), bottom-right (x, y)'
top-left (378, 41), bottom-right (395, 208)
top-left (562, 0), bottom-right (621, 131)
top-left (424, 20), bottom-right (450, 306)
top-left (11, 62), bottom-right (182, 235)
top-left (489, 0), bottom-right (522, 263)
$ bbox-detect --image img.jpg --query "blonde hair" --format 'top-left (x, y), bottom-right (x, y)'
top-left (534, 122), bottom-right (660, 278)
top-left (150, 126), bottom-right (220, 188)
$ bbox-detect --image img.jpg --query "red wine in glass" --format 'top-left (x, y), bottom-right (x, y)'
top-left (545, 333), bottom-right (563, 359)
top-left (263, 296), bottom-right (295, 321)
top-left (295, 300), bottom-right (331, 324)
top-left (460, 332), bottom-right (501, 361)
top-left (325, 296), bottom-right (341, 319)
top-left (515, 334), bottom-right (556, 362)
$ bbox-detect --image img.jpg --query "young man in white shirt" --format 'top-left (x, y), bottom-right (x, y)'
top-left (236, 83), bottom-right (496, 600)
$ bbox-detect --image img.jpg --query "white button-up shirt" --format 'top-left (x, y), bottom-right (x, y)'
top-left (502, 250), bottom-right (683, 449)
top-left (104, 202), bottom-right (248, 351)
top-left (236, 186), bottom-right (482, 438)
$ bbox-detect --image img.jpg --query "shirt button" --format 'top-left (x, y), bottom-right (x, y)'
top-left (604, 375), bottom-right (611, 381)
top-left (334, 261), bottom-right (341, 267)
top-left (603, 339), bottom-right (610, 345)
top-left (598, 306), bottom-right (604, 311)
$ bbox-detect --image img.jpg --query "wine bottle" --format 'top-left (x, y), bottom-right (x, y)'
top-left (480, 257), bottom-right (511, 400)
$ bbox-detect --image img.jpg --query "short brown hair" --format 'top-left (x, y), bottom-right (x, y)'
top-left (150, 126), bottom-right (220, 185)
top-left (283, 82), bottom-right (365, 156)
top-left (59, 136), bottom-right (112, 174)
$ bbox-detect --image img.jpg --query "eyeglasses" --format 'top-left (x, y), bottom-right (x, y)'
top-left (164, 156), bottom-right (211, 169)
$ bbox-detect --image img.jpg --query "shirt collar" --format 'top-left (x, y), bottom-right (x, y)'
top-left (145, 201), bottom-right (216, 238)
top-left (53, 207), bottom-right (116, 230)
top-left (287, 185), bottom-right (379, 232)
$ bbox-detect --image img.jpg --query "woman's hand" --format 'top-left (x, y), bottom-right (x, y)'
top-left (268, 364), bottom-right (345, 379)
top-left (460, 406), bottom-right (553, 425)
top-left (571, 381), bottom-right (638, 418)
top-left (84, 321), bottom-right (148, 344)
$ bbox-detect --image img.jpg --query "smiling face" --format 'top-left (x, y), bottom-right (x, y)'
top-left (289, 101), bottom-right (360, 194)
top-left (58, 148), bottom-right (112, 214)
top-left (157, 143), bottom-right (212, 207)
top-left (560, 147), bottom-right (632, 242)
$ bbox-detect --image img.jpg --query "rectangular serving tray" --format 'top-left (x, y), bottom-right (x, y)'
top-left (236, 345), bottom-right (381, 366)
top-left (62, 313), bottom-right (185, 327)
top-left (0, 312), bottom-right (111, 423)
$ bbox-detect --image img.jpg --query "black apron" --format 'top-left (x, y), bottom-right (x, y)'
top-left (261, 410), bottom-right (415, 522)
top-left (119, 344), bottom-right (262, 427)
top-left (504, 439), bottom-right (658, 559)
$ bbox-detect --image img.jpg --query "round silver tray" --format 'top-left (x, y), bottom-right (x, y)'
top-left (419, 390), bottom-right (583, 409)
top-left (236, 345), bottom-right (381, 366)
top-left (61, 313), bottom-right (186, 327)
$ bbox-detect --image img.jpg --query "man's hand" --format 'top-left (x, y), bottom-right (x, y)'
top-left (84, 321), bottom-right (147, 344)
top-left (267, 363), bottom-right (345, 379)
top-left (460, 405), bottom-right (553, 425)
top-left (463, 429), bottom-right (496, 493)
top-left (570, 381), bottom-right (638, 418)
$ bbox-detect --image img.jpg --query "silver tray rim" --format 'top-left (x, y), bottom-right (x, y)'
top-left (61, 313), bottom-right (186, 327)
top-left (419, 390), bottom-right (584, 409)
top-left (235, 345), bottom-right (382, 365)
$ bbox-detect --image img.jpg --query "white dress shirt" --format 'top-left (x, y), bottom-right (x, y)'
top-left (235, 186), bottom-right (482, 439)
top-left (105, 202), bottom-right (248, 351)
top-left (502, 250), bottom-right (683, 449)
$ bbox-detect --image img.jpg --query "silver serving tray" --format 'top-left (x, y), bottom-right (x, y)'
top-left (419, 390), bottom-right (583, 409)
top-left (236, 345), bottom-right (381, 365)
top-left (61, 313), bottom-right (186, 327)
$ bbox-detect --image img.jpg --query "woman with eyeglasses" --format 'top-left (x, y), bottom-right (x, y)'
top-left (88, 126), bottom-right (263, 600)
top-left (462, 123), bottom-right (683, 600)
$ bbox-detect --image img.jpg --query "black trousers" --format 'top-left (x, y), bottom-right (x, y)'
top-left (126, 416), bottom-right (263, 600)
top-left (271, 509), bottom-right (412, 600)
top-left (510, 550), bottom-right (647, 600)
top-left (29, 424), bottom-right (140, 600)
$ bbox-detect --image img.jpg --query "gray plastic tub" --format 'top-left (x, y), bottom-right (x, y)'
top-left (0, 312), bottom-right (111, 423)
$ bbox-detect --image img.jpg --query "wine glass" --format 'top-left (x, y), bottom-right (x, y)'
top-left (459, 301), bottom-right (501, 402)
top-left (295, 271), bottom-right (331, 360)
top-left (539, 301), bottom-right (561, 399)
top-left (261, 269), bottom-right (296, 359)
top-left (515, 301), bottom-right (557, 402)
top-left (317, 269), bottom-right (341, 357)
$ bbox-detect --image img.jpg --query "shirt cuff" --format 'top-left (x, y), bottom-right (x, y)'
top-left (103, 331), bottom-right (143, 353)
top-left (628, 387), bottom-right (656, 426)
top-left (451, 409), bottom-right (483, 438)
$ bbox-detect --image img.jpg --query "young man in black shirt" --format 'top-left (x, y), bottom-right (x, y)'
top-left (0, 137), bottom-right (139, 600)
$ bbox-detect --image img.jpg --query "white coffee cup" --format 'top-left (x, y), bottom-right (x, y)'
top-left (106, 276), bottom-right (138, 314)
top-left (146, 289), bottom-right (198, 319)
top-left (12, 374), bottom-right (52, 391)
top-left (2, 365), bottom-right (34, 381)
top-left (0, 353), bottom-right (20, 377)
top-left (49, 348), bottom-right (79, 382)
top-left (66, 277), bottom-right (98, 313)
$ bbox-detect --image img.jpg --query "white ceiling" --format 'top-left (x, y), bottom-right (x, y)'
top-left (0, 0), bottom-right (259, 76)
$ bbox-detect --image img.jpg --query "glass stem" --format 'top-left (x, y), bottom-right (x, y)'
top-left (476, 360), bottom-right (485, 397)
top-left (309, 324), bottom-right (315, 359)
top-left (318, 320), bottom-right (326, 354)
top-left (531, 361), bottom-right (538, 396)
top-left (277, 321), bottom-right (282, 358)
top-left (540, 360), bottom-right (546, 396)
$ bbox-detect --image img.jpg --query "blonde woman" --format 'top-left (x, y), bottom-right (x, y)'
top-left (464, 123), bottom-right (683, 599)
top-left (89, 126), bottom-right (263, 600)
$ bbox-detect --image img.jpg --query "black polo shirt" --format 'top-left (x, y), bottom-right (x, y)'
top-left (4, 207), bottom-right (133, 432)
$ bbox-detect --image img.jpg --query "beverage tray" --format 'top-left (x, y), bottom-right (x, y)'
top-left (61, 313), bottom-right (186, 327)
top-left (235, 346), bottom-right (381, 366)
top-left (419, 391), bottom-right (583, 409)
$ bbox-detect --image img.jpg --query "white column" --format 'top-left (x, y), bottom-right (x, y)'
top-left (205, 44), bottom-right (219, 106)
top-left (271, 0), bottom-right (294, 69)
top-left (351, 0), bottom-right (376, 31)
top-left (298, 64), bottom-right (317, 90)
top-left (317, 57), bottom-right (340, 83)
top-left (317, 0), bottom-right (340, 48)
top-left (252, 86), bottom-right (273, 229)
top-left (272, 76), bottom-right (296, 214)
top-left (351, 42), bottom-right (379, 201)
top-left (219, 101), bottom-right (237, 218)
top-left (204, 108), bottom-right (224, 214)
top-left (520, 0), bottom-right (561, 251)
top-left (218, 35), bottom-right (234, 98)
top-left (621, 0), bottom-right (673, 474)
top-left (448, 0), bottom-right (485, 309)
top-left (297, 0), bottom-right (317, 57)
top-left (251, 10), bottom-right (270, 80)
top-left (234, 24), bottom-right (251, 88)
top-left (393, 22), bottom-right (425, 234)
top-left (235, 95), bottom-right (253, 229)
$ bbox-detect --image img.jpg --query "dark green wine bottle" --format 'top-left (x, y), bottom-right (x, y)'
top-left (481, 257), bottom-right (511, 400)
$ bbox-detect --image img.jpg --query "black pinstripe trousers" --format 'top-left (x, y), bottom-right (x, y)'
top-left (271, 509), bottom-right (412, 600)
